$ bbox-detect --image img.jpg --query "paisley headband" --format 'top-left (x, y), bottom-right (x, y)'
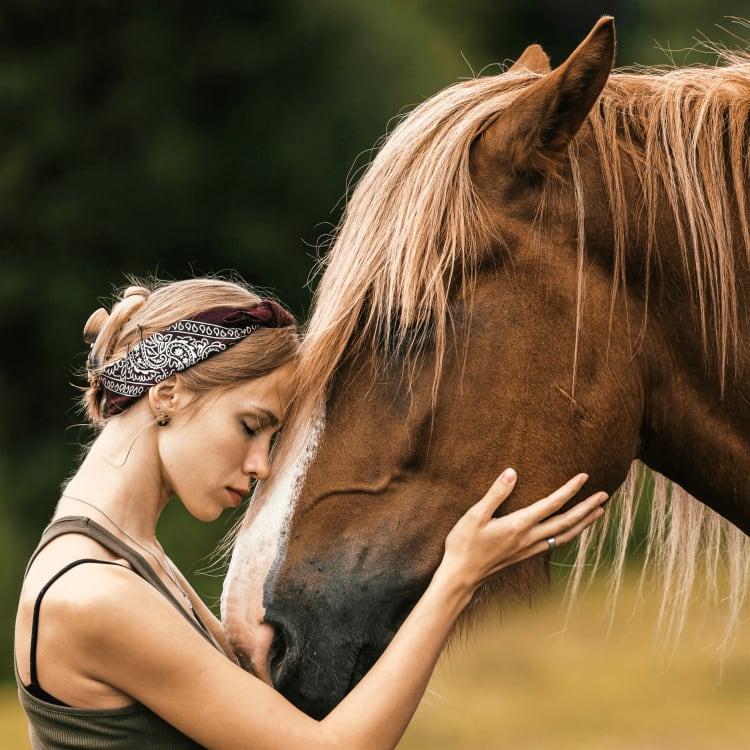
top-left (96, 300), bottom-right (294, 416)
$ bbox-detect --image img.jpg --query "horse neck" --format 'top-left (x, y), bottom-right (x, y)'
top-left (634, 200), bottom-right (750, 532)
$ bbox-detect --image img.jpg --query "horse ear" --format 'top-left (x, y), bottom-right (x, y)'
top-left (508, 44), bottom-right (551, 74)
top-left (480, 16), bottom-right (615, 177)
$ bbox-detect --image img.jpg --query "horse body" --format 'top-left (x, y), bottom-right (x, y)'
top-left (222, 17), bottom-right (750, 719)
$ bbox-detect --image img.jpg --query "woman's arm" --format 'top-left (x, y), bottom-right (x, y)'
top-left (68, 470), bottom-right (605, 750)
top-left (321, 469), bottom-right (605, 747)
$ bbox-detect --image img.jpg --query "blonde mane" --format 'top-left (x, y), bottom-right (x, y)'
top-left (270, 51), bottom-right (750, 649)
top-left (568, 53), bottom-right (750, 649)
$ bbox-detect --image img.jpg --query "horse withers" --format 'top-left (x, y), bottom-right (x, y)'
top-left (222, 17), bottom-right (750, 718)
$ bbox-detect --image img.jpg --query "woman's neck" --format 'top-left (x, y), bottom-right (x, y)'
top-left (58, 401), bottom-right (170, 547)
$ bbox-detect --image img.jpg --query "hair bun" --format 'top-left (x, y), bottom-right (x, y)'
top-left (83, 307), bottom-right (110, 345)
top-left (122, 285), bottom-right (150, 300)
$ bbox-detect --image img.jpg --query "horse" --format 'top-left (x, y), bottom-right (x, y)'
top-left (221, 16), bottom-right (750, 719)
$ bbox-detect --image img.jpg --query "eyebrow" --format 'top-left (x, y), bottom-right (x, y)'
top-left (246, 405), bottom-right (280, 427)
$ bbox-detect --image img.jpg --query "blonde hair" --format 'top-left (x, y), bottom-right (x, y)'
top-left (82, 277), bottom-right (299, 426)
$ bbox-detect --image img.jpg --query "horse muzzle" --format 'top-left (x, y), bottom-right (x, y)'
top-left (254, 570), bottom-right (424, 718)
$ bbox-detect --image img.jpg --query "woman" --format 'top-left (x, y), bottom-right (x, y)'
top-left (14, 276), bottom-right (607, 749)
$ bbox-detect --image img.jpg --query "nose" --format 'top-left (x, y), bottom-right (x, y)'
top-left (232, 620), bottom-right (293, 689)
top-left (231, 621), bottom-right (276, 684)
top-left (242, 443), bottom-right (271, 480)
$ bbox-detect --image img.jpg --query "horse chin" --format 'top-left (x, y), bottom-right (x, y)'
top-left (264, 573), bottom-right (424, 718)
top-left (271, 633), bottom-right (386, 720)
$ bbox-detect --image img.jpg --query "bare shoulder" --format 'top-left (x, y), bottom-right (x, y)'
top-left (16, 534), bottom-right (132, 636)
top-left (18, 559), bottom-right (226, 699)
top-left (35, 559), bottom-right (196, 651)
top-left (20, 531), bottom-right (132, 599)
top-left (32, 555), bottom-right (145, 618)
top-left (15, 553), bottom-right (162, 706)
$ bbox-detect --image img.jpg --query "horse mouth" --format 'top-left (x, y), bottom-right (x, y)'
top-left (266, 619), bottom-right (389, 717)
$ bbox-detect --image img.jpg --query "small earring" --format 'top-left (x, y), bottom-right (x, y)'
top-left (156, 412), bottom-right (171, 427)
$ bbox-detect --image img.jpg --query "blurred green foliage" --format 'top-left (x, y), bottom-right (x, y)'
top-left (1, 1), bottom-right (748, 683)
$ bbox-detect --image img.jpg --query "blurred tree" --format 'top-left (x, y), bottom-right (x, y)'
top-left (417, 0), bottom-right (750, 67)
top-left (418, 0), bottom-right (633, 67)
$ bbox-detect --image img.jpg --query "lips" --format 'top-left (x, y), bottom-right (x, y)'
top-left (226, 488), bottom-right (246, 507)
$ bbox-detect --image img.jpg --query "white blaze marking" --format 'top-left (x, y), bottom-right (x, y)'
top-left (221, 409), bottom-right (326, 648)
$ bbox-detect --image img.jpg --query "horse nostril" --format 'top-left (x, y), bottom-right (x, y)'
top-left (229, 621), bottom-right (277, 685)
top-left (268, 626), bottom-right (291, 686)
top-left (233, 645), bottom-right (254, 674)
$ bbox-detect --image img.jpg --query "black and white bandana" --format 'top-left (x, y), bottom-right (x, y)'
top-left (97, 301), bottom-right (294, 416)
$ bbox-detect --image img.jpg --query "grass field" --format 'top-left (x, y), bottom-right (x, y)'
top-left (2, 568), bottom-right (748, 749)
top-left (399, 569), bottom-right (750, 750)
top-left (0, 684), bottom-right (29, 750)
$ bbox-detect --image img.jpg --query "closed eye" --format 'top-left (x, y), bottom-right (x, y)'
top-left (242, 421), bottom-right (260, 437)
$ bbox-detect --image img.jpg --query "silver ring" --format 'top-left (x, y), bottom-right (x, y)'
top-left (546, 536), bottom-right (557, 553)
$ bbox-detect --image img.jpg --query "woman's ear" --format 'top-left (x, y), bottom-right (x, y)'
top-left (148, 376), bottom-right (187, 418)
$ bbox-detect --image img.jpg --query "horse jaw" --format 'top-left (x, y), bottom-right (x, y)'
top-left (221, 408), bottom-right (326, 680)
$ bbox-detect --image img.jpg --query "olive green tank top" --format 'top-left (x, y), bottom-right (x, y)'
top-left (16, 516), bottom-right (224, 750)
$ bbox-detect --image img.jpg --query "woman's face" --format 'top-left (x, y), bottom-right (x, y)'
top-left (157, 364), bottom-right (295, 521)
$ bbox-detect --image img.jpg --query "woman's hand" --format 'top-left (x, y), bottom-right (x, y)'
top-left (439, 469), bottom-right (607, 593)
top-left (325, 470), bottom-right (605, 750)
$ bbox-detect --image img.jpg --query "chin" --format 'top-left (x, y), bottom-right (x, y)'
top-left (197, 508), bottom-right (224, 522)
top-left (182, 500), bottom-right (223, 523)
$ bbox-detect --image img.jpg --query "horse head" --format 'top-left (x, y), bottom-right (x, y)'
top-left (222, 16), bottom-right (750, 718)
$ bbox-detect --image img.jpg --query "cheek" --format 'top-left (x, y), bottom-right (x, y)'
top-left (159, 429), bottom-right (221, 488)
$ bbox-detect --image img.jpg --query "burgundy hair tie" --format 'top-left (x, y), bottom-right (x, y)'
top-left (209, 300), bottom-right (295, 329)
top-left (98, 300), bottom-right (295, 416)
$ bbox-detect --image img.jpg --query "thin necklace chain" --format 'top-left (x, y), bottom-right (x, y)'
top-left (60, 493), bottom-right (192, 606)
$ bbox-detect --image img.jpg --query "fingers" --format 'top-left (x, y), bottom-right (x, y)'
top-left (521, 473), bottom-right (591, 523)
top-left (517, 493), bottom-right (606, 564)
top-left (446, 470), bottom-right (607, 588)
top-left (539, 504), bottom-right (605, 553)
top-left (499, 501), bottom-right (606, 570)
top-left (480, 477), bottom-right (607, 571)
top-left (537, 490), bottom-right (608, 542)
top-left (471, 470), bottom-right (598, 528)
top-left (553, 505), bottom-right (604, 545)
top-left (468, 468), bottom-right (518, 520)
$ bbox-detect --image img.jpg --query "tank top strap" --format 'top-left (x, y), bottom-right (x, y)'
top-left (28, 516), bottom-right (165, 591)
top-left (27, 516), bottom-right (222, 649)
top-left (27, 558), bottom-right (125, 706)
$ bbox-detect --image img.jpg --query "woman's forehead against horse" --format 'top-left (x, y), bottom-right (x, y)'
top-left (223, 15), bottom-right (750, 719)
top-left (228, 364), bottom-right (296, 424)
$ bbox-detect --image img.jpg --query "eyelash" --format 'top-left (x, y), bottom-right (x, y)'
top-left (242, 422), bottom-right (283, 441)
